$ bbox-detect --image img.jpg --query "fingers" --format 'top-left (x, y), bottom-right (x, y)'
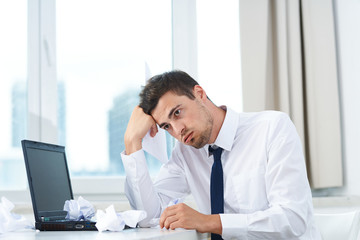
top-left (159, 205), bottom-right (177, 228)
top-left (163, 215), bottom-right (179, 230)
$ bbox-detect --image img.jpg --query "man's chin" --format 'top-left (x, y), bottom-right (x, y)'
top-left (189, 140), bottom-right (207, 149)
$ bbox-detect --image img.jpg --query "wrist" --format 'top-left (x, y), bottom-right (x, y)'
top-left (209, 214), bottom-right (222, 235)
top-left (198, 214), bottom-right (222, 235)
top-left (124, 138), bottom-right (142, 155)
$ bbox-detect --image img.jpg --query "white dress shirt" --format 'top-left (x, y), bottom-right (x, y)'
top-left (121, 108), bottom-right (321, 239)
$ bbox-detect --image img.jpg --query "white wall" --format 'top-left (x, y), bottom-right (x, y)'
top-left (323, 0), bottom-right (360, 197)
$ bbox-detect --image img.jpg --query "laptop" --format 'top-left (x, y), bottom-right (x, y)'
top-left (21, 140), bottom-right (97, 231)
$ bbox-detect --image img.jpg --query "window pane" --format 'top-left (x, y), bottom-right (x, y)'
top-left (56, 0), bottom-right (172, 176)
top-left (0, 1), bottom-right (28, 190)
top-left (197, 0), bottom-right (243, 112)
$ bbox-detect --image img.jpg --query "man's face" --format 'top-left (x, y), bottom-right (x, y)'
top-left (151, 91), bottom-right (213, 149)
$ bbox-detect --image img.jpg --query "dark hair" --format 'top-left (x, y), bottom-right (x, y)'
top-left (139, 70), bottom-right (199, 115)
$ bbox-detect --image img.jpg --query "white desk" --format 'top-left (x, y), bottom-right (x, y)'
top-left (0, 228), bottom-right (208, 240)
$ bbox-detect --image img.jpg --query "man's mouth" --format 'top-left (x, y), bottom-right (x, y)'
top-left (184, 132), bottom-right (193, 144)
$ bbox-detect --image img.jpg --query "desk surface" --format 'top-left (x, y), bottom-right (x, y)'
top-left (0, 228), bottom-right (208, 240)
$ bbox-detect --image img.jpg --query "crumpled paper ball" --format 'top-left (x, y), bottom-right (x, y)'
top-left (63, 196), bottom-right (147, 232)
top-left (63, 196), bottom-right (95, 221)
top-left (0, 197), bottom-right (34, 234)
top-left (95, 205), bottom-right (146, 232)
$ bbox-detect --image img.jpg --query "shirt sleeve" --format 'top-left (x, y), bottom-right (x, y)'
top-left (121, 146), bottom-right (190, 227)
top-left (220, 113), bottom-right (316, 239)
top-left (121, 149), bottom-right (161, 226)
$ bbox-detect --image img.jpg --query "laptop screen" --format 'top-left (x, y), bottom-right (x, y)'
top-left (22, 141), bottom-right (73, 218)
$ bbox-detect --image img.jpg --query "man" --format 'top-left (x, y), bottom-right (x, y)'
top-left (121, 70), bottom-right (321, 239)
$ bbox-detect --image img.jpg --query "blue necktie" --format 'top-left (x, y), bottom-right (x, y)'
top-left (209, 145), bottom-right (224, 240)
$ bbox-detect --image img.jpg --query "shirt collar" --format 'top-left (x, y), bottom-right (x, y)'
top-left (206, 106), bottom-right (239, 155)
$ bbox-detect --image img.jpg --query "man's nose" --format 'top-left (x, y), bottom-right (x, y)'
top-left (173, 122), bottom-right (185, 137)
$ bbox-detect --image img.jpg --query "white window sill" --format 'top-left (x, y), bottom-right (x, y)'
top-left (313, 196), bottom-right (360, 213)
top-left (4, 176), bottom-right (198, 215)
top-left (2, 176), bottom-right (130, 215)
top-left (11, 195), bottom-right (360, 216)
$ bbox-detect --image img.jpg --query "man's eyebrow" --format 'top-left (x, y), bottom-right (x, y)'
top-left (168, 104), bottom-right (181, 119)
top-left (158, 104), bottom-right (181, 128)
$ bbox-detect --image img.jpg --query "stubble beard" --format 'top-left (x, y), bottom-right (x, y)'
top-left (191, 104), bottom-right (213, 149)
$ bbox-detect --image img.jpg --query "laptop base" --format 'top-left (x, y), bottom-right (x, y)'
top-left (36, 221), bottom-right (97, 231)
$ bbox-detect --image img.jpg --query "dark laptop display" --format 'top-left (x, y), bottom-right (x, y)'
top-left (21, 140), bottom-right (97, 231)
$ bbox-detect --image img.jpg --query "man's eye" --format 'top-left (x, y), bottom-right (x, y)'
top-left (163, 124), bottom-right (169, 130)
top-left (174, 109), bottom-right (181, 117)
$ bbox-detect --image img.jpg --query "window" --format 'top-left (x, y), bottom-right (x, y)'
top-left (56, 0), bottom-right (172, 177)
top-left (0, 0), bottom-right (28, 190)
top-left (197, 0), bottom-right (242, 112)
top-left (1, 0), bottom-right (243, 199)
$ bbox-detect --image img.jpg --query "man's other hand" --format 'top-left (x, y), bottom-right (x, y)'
top-left (159, 203), bottom-right (222, 235)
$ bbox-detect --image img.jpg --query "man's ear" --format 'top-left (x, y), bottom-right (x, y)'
top-left (193, 85), bottom-right (207, 101)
